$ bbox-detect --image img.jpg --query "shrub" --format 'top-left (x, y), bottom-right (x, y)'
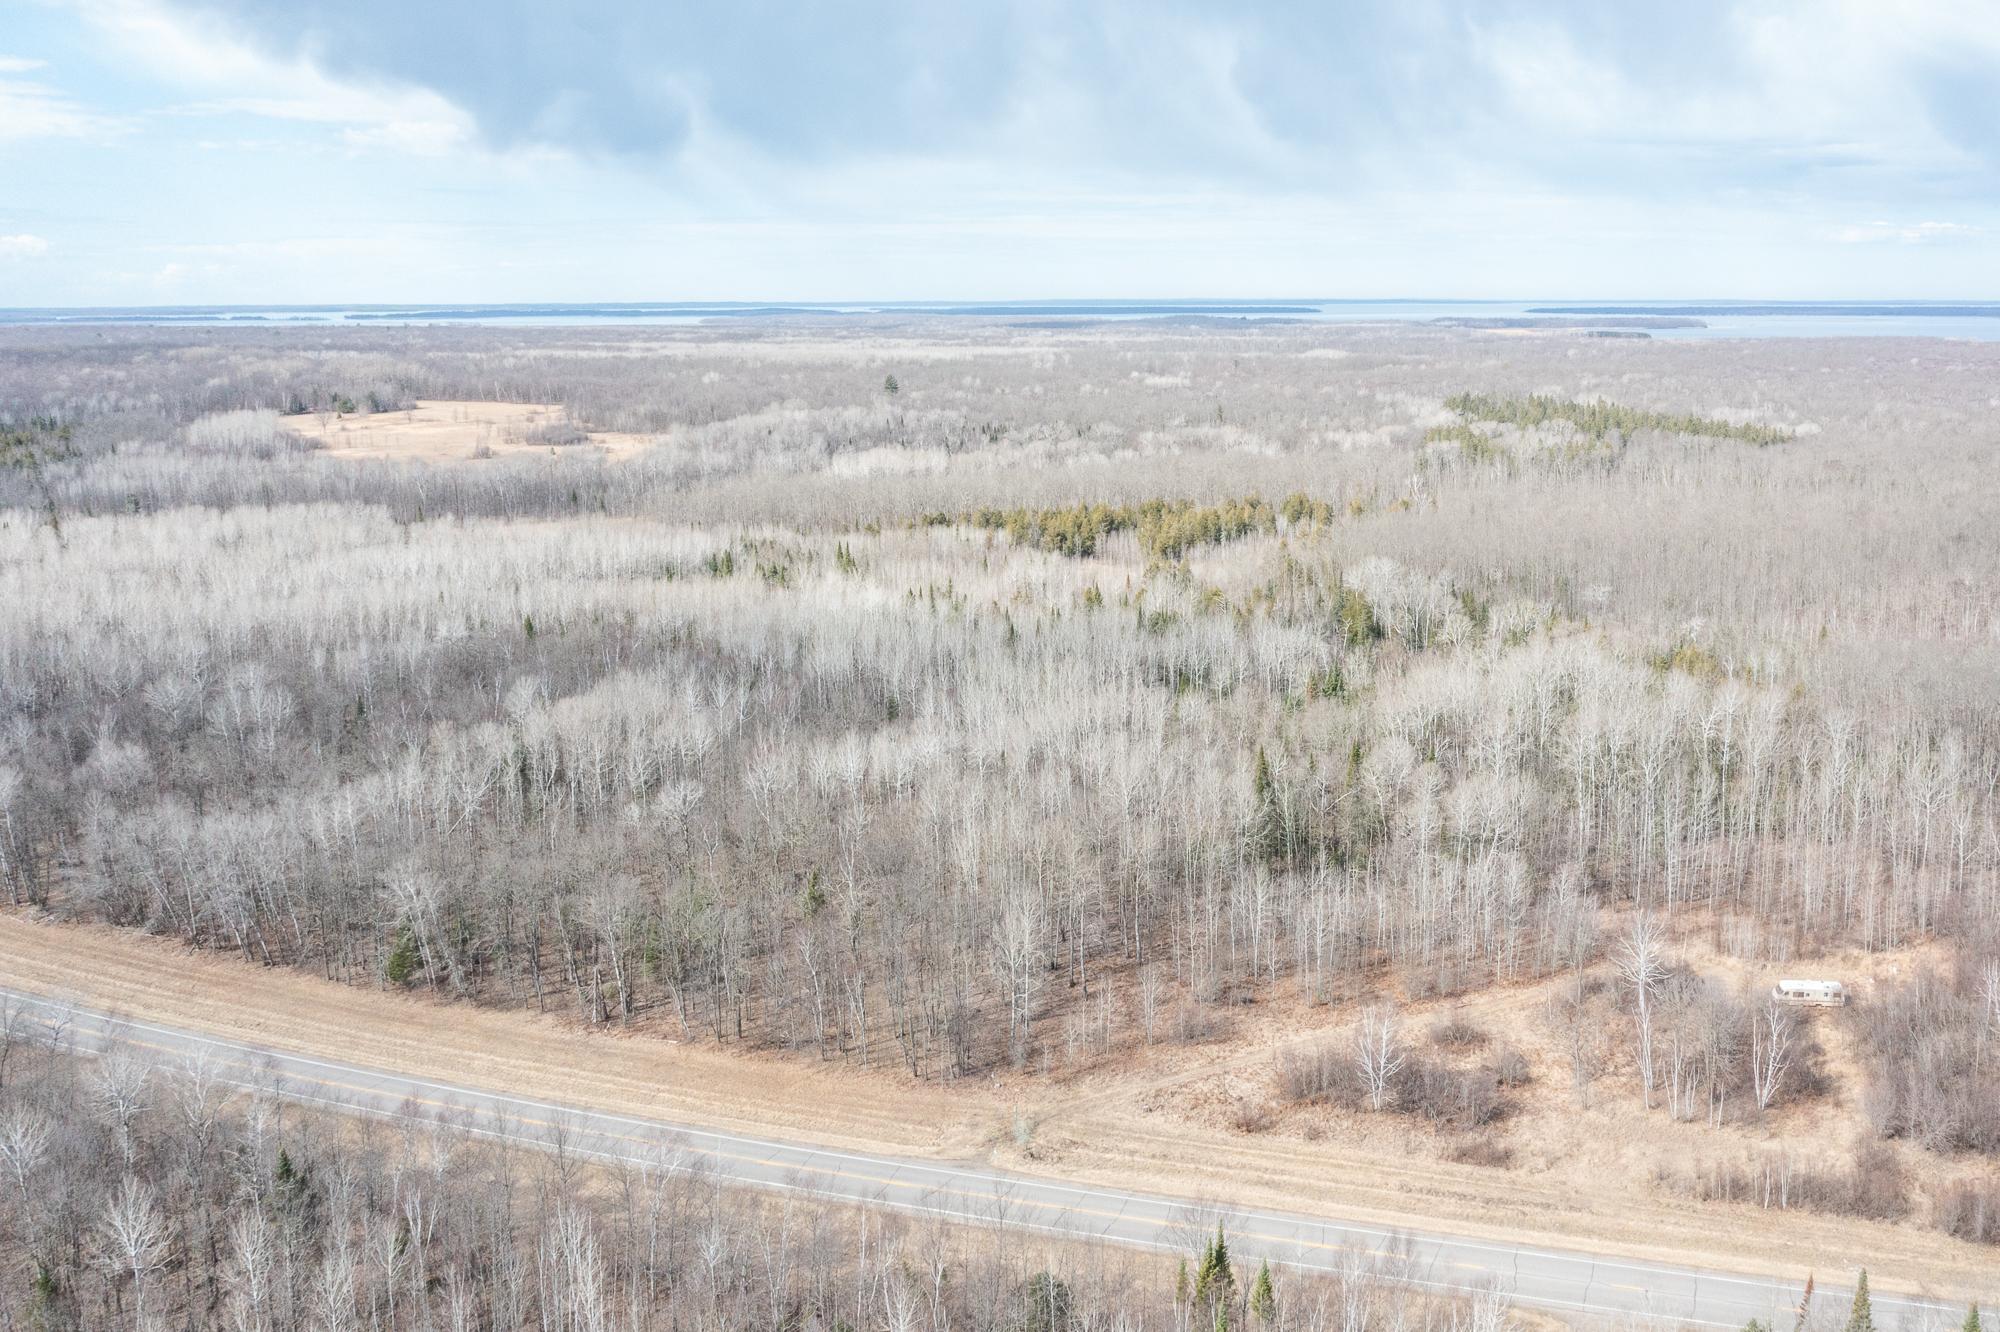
top-left (1429, 1015), bottom-right (1489, 1051)
top-left (1228, 1099), bottom-right (1275, 1134)
top-left (1854, 971), bottom-right (2000, 1153)
top-left (1934, 1179), bottom-right (2000, 1245)
top-left (524, 420), bottom-right (591, 447)
top-left (1445, 1135), bottom-right (1514, 1168)
top-left (1663, 1142), bottom-right (1909, 1221)
top-left (1279, 1041), bottom-right (1505, 1133)
top-left (1488, 1046), bottom-right (1532, 1089)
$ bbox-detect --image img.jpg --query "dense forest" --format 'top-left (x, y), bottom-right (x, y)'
top-left (1, 320), bottom-right (1997, 1283)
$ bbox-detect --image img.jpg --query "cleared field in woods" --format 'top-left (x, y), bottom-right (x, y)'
top-left (285, 398), bottom-right (655, 462)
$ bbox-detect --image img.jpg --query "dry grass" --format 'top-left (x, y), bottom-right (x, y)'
top-left (287, 400), bottom-right (654, 463)
top-left (0, 912), bottom-right (995, 1155)
top-left (2, 910), bottom-right (1995, 1302)
top-left (1013, 929), bottom-right (1997, 1298)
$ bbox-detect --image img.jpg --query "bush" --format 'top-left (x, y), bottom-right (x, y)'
top-left (1854, 971), bottom-right (2000, 1153)
top-left (1663, 1142), bottom-right (1909, 1221)
top-left (1228, 1099), bottom-right (1275, 1134)
top-left (1167, 1000), bottom-right (1229, 1046)
top-left (1445, 1135), bottom-right (1513, 1168)
top-left (1429, 1014), bottom-right (1489, 1051)
top-left (1933, 1179), bottom-right (2000, 1245)
top-left (1277, 1041), bottom-right (1349, 1104)
top-left (1488, 1046), bottom-right (1531, 1088)
top-left (524, 420), bottom-right (592, 447)
top-left (1278, 1041), bottom-right (1505, 1133)
top-left (1411, 1061), bottom-right (1502, 1131)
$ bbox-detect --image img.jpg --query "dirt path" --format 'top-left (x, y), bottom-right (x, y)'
top-left (3, 912), bottom-right (1994, 1302)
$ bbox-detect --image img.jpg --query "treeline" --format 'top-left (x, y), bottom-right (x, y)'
top-left (1437, 392), bottom-right (1793, 446)
top-left (959, 494), bottom-right (1341, 560)
top-left (0, 1021), bottom-right (1504, 1331)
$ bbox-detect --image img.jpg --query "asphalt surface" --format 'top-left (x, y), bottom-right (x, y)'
top-left (1, 987), bottom-right (1980, 1327)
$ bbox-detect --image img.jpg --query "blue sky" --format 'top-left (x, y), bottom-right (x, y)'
top-left (3, 0), bottom-right (1999, 304)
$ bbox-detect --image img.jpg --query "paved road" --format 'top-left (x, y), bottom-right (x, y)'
top-left (2, 988), bottom-right (1979, 1327)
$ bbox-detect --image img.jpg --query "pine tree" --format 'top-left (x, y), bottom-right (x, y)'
top-left (384, 927), bottom-right (421, 986)
top-left (1963, 1305), bottom-right (1982, 1332)
top-left (1845, 1271), bottom-right (1874, 1332)
top-left (1194, 1224), bottom-right (1236, 1312)
top-left (1251, 747), bottom-right (1285, 860)
top-left (1249, 1260), bottom-right (1276, 1324)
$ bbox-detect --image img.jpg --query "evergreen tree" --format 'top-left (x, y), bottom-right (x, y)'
top-left (1194, 1225), bottom-right (1236, 1313)
top-left (1017, 1271), bottom-right (1073, 1332)
top-left (1845, 1271), bottom-right (1874, 1332)
top-left (384, 926), bottom-right (422, 986)
top-left (1249, 1259), bottom-right (1276, 1324)
top-left (1251, 747), bottom-right (1285, 860)
top-left (1963, 1305), bottom-right (1982, 1332)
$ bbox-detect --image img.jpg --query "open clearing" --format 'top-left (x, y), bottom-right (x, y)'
top-left (286, 399), bottom-right (655, 463)
top-left (4, 910), bottom-right (1992, 1302)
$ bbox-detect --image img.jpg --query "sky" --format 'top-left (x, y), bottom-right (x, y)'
top-left (3, 0), bottom-right (2000, 305)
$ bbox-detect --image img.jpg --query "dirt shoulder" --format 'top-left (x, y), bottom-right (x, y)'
top-left (2, 912), bottom-right (1993, 1304)
top-left (0, 912), bottom-right (999, 1157)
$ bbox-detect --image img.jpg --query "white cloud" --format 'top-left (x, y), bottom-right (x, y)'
top-left (0, 71), bottom-right (128, 142)
top-left (66, 0), bottom-right (475, 157)
top-left (1834, 220), bottom-right (1980, 245)
top-left (0, 55), bottom-right (51, 73)
top-left (0, 234), bottom-right (51, 259)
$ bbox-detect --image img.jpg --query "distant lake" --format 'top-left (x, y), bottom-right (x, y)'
top-left (6, 299), bottom-right (2000, 340)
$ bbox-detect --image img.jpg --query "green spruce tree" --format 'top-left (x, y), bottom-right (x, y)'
top-left (1962, 1305), bottom-right (1981, 1332)
top-left (384, 926), bottom-right (421, 986)
top-left (1249, 1259), bottom-right (1276, 1324)
top-left (1845, 1271), bottom-right (1874, 1332)
top-left (1194, 1224), bottom-right (1236, 1314)
top-left (1251, 746), bottom-right (1285, 860)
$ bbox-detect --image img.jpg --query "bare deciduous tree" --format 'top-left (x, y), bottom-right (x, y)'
top-left (1352, 1003), bottom-right (1407, 1112)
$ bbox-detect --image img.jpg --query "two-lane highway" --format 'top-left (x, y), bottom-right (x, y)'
top-left (1, 988), bottom-right (1979, 1327)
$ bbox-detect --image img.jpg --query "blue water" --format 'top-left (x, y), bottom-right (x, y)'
top-left (5, 299), bottom-right (2000, 340)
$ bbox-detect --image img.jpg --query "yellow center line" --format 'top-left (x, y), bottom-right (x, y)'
top-left (117, 1031), bottom-right (1502, 1275)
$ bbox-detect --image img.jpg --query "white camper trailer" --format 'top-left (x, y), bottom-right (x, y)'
top-left (1772, 978), bottom-right (1847, 1007)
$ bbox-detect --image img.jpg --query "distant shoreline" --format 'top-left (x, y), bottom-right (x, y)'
top-left (1532, 303), bottom-right (2000, 318)
top-left (7, 300), bottom-right (2000, 340)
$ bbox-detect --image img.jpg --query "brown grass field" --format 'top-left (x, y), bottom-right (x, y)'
top-left (286, 399), bottom-right (654, 463)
